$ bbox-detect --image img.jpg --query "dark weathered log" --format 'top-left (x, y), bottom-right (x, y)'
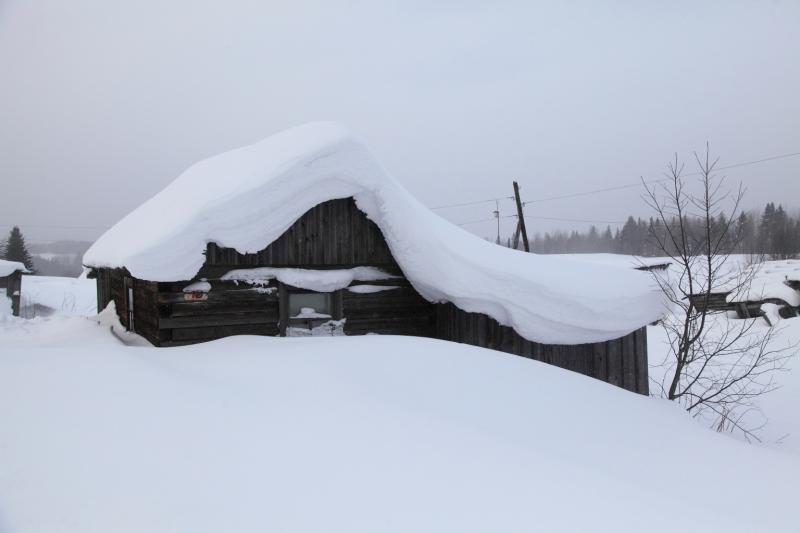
top-left (160, 313), bottom-right (277, 329)
top-left (171, 324), bottom-right (279, 341)
top-left (157, 289), bottom-right (279, 305)
top-left (634, 327), bottom-right (649, 394)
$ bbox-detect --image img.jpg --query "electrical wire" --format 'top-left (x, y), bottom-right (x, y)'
top-left (430, 196), bottom-right (514, 210)
top-left (437, 150), bottom-right (800, 211)
top-left (524, 150), bottom-right (800, 205)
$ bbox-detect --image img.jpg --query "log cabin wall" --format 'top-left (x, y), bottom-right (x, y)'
top-left (435, 303), bottom-right (649, 395)
top-left (157, 279), bottom-right (280, 346)
top-left (128, 198), bottom-right (424, 346)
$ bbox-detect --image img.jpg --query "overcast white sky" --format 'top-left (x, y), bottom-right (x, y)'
top-left (1, 0), bottom-right (798, 243)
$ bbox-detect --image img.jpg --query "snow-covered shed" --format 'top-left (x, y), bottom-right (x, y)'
top-left (0, 259), bottom-right (27, 317)
top-left (690, 259), bottom-right (800, 319)
top-left (84, 122), bottom-right (662, 394)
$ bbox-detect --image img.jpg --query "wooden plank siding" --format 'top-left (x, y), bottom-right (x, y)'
top-left (343, 283), bottom-right (436, 337)
top-left (198, 197), bottom-right (399, 275)
top-left (435, 302), bottom-right (648, 395)
top-left (90, 196), bottom-right (650, 394)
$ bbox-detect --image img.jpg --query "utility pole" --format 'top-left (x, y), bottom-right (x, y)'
top-left (493, 199), bottom-right (501, 244)
top-left (513, 181), bottom-right (530, 252)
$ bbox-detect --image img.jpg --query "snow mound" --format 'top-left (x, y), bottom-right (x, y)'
top-left (83, 122), bottom-right (662, 343)
top-left (1, 320), bottom-right (798, 532)
top-left (0, 259), bottom-right (27, 277)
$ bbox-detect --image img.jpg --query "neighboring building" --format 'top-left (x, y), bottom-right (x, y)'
top-left (0, 259), bottom-right (28, 317)
top-left (84, 122), bottom-right (663, 394)
top-left (689, 259), bottom-right (800, 320)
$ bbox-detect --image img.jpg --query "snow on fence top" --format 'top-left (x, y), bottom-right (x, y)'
top-left (0, 259), bottom-right (28, 277)
top-left (83, 122), bottom-right (663, 344)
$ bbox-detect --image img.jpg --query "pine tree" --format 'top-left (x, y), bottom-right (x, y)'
top-left (772, 205), bottom-right (793, 259)
top-left (4, 226), bottom-right (34, 271)
top-left (759, 203), bottom-right (776, 255)
top-left (735, 212), bottom-right (755, 253)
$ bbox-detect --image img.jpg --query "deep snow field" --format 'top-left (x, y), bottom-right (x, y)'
top-left (18, 275), bottom-right (96, 317)
top-left (1, 276), bottom-right (799, 532)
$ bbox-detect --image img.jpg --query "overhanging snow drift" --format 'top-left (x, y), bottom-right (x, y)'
top-left (84, 122), bottom-right (663, 344)
top-left (0, 259), bottom-right (28, 277)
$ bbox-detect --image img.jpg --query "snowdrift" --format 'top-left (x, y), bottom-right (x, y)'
top-left (20, 275), bottom-right (98, 317)
top-left (0, 318), bottom-right (797, 532)
top-left (84, 122), bottom-right (662, 343)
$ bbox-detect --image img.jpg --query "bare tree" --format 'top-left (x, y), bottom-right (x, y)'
top-left (643, 145), bottom-right (795, 441)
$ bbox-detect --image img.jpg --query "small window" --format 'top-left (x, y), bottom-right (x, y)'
top-left (283, 290), bottom-right (345, 337)
top-left (288, 292), bottom-right (332, 319)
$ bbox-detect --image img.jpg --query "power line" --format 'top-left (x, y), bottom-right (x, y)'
top-left (456, 217), bottom-right (496, 226)
top-left (521, 215), bottom-right (626, 225)
top-left (458, 213), bottom-right (626, 227)
top-left (436, 149), bottom-right (800, 213)
top-left (524, 150), bottom-right (800, 205)
top-left (431, 196), bottom-right (514, 210)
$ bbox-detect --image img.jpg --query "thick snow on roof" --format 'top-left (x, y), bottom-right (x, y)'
top-left (84, 122), bottom-right (663, 344)
top-left (0, 259), bottom-right (27, 277)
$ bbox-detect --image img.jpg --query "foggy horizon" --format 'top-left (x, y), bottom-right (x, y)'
top-left (1, 1), bottom-right (798, 244)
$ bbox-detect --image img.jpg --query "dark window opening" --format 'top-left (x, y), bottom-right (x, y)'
top-left (288, 292), bottom-right (332, 319)
top-left (281, 288), bottom-right (343, 336)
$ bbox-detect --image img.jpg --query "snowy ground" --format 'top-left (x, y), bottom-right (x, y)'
top-left (0, 311), bottom-right (798, 532)
top-left (648, 314), bottom-right (800, 452)
top-left (1, 271), bottom-right (799, 531)
top-left (18, 275), bottom-right (96, 317)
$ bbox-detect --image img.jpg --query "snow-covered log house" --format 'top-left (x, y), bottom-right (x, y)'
top-left (0, 259), bottom-right (27, 317)
top-left (84, 123), bottom-right (663, 394)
